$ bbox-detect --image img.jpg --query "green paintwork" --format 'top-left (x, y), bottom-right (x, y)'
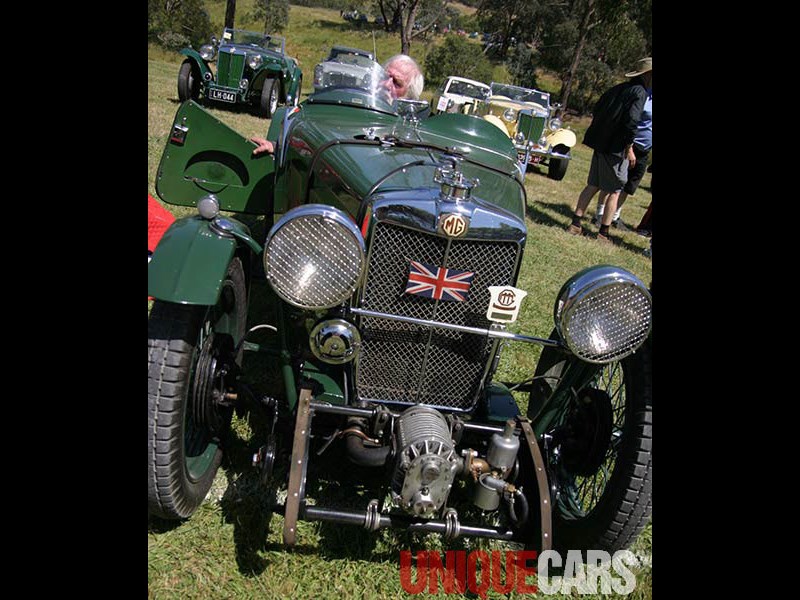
top-left (301, 360), bottom-right (346, 405)
top-left (282, 103), bottom-right (525, 220)
top-left (179, 48), bottom-right (212, 80)
top-left (148, 216), bottom-right (237, 305)
top-left (484, 383), bottom-right (521, 422)
top-left (215, 50), bottom-right (246, 89)
top-left (156, 100), bottom-right (275, 215)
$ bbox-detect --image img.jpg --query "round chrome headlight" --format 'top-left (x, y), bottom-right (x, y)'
top-left (514, 132), bottom-right (525, 144)
top-left (548, 118), bottom-right (562, 131)
top-left (199, 44), bottom-right (216, 61)
top-left (554, 266), bottom-right (651, 363)
top-left (502, 108), bottom-right (517, 123)
top-left (247, 54), bottom-right (263, 69)
top-left (264, 205), bottom-right (366, 310)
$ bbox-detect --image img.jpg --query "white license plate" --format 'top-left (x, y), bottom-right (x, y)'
top-left (209, 89), bottom-right (236, 103)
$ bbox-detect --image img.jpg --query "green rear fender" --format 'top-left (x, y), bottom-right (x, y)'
top-left (179, 49), bottom-right (212, 80)
top-left (148, 216), bottom-right (248, 306)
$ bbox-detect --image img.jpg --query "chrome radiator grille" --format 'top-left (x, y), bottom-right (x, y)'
top-left (356, 221), bottom-right (520, 411)
top-left (216, 51), bottom-right (245, 88)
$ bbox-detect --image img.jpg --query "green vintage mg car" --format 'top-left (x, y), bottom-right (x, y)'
top-left (177, 28), bottom-right (303, 118)
top-left (148, 61), bottom-right (652, 556)
top-left (484, 83), bottom-right (576, 180)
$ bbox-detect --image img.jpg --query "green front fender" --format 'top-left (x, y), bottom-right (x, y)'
top-left (148, 215), bottom-right (245, 305)
top-left (179, 49), bottom-right (212, 80)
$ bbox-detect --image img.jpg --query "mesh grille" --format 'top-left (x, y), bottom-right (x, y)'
top-left (564, 283), bottom-right (651, 363)
top-left (266, 215), bottom-right (363, 309)
top-left (356, 221), bottom-right (520, 410)
top-left (216, 51), bottom-right (245, 88)
top-left (519, 112), bottom-right (546, 143)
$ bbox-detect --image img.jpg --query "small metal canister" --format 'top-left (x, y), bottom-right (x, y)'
top-left (487, 420), bottom-right (519, 473)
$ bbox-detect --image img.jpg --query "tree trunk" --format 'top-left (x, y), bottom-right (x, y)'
top-left (400, 1), bottom-right (420, 55)
top-left (224, 0), bottom-right (236, 29)
top-left (559, 0), bottom-right (595, 115)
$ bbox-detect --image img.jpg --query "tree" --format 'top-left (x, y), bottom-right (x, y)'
top-left (424, 35), bottom-right (493, 88)
top-left (224, 0), bottom-right (236, 29)
top-left (249, 0), bottom-right (289, 34)
top-left (556, 0), bottom-right (638, 114)
top-left (476, 0), bottom-right (540, 59)
top-left (149, 0), bottom-right (214, 49)
top-left (374, 0), bottom-right (450, 54)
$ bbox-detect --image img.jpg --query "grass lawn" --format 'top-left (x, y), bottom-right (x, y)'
top-left (148, 4), bottom-right (653, 598)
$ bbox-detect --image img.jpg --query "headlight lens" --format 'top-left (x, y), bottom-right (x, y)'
top-left (548, 118), bottom-right (562, 131)
top-left (554, 266), bottom-right (651, 363)
top-left (502, 108), bottom-right (517, 122)
top-left (247, 54), bottom-right (263, 69)
top-left (264, 205), bottom-right (366, 309)
top-left (514, 132), bottom-right (525, 144)
top-left (199, 44), bottom-right (216, 61)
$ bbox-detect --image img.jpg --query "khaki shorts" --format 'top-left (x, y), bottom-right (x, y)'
top-left (587, 151), bottom-right (629, 193)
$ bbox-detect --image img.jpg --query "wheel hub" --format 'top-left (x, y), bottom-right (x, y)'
top-left (192, 331), bottom-right (237, 438)
top-left (558, 388), bottom-right (614, 477)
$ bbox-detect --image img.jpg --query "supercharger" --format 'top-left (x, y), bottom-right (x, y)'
top-left (390, 406), bottom-right (462, 517)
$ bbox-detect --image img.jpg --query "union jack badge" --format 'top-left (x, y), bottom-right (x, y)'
top-left (486, 285), bottom-right (527, 323)
top-left (404, 261), bottom-right (474, 302)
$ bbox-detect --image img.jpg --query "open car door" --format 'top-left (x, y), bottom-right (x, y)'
top-left (156, 100), bottom-right (276, 214)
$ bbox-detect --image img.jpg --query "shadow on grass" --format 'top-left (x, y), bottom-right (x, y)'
top-left (148, 514), bottom-right (185, 534)
top-left (217, 401), bottom-right (281, 577)
top-left (525, 198), bottom-right (647, 254)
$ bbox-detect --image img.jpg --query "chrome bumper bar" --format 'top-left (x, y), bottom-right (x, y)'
top-left (349, 307), bottom-right (563, 348)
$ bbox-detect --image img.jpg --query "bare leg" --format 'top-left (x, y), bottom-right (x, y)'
top-left (574, 185), bottom-right (600, 217)
top-left (614, 191), bottom-right (630, 221)
top-left (601, 191), bottom-right (621, 227)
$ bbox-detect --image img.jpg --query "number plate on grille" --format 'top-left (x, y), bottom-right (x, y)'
top-left (209, 89), bottom-right (236, 103)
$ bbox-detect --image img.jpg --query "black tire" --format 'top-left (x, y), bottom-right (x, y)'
top-left (547, 145), bottom-right (570, 181)
top-left (178, 60), bottom-right (200, 102)
top-left (527, 334), bottom-right (652, 553)
top-left (260, 78), bottom-right (280, 118)
top-left (148, 258), bottom-right (247, 520)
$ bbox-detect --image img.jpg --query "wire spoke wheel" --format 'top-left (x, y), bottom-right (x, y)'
top-left (526, 331), bottom-right (652, 552)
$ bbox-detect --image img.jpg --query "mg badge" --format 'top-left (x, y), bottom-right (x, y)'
top-left (486, 285), bottom-right (527, 323)
top-left (439, 213), bottom-right (469, 238)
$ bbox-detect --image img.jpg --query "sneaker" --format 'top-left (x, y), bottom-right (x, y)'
top-left (636, 228), bottom-right (652, 238)
top-left (596, 232), bottom-right (614, 245)
top-left (613, 220), bottom-right (630, 232)
top-left (567, 224), bottom-right (582, 236)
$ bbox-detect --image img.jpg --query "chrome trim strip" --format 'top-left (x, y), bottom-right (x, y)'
top-left (350, 308), bottom-right (563, 347)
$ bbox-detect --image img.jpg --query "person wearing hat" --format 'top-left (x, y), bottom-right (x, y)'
top-left (567, 57), bottom-right (652, 244)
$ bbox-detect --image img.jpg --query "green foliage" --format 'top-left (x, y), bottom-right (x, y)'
top-left (148, 0), bottom-right (214, 49)
top-left (423, 35), bottom-right (493, 87)
top-left (505, 43), bottom-right (538, 89)
top-left (476, 0), bottom-right (538, 57)
top-left (249, 0), bottom-right (290, 33)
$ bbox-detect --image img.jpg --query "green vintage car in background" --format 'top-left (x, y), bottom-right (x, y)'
top-left (484, 83), bottom-right (576, 180)
top-left (178, 28), bottom-right (303, 118)
top-left (148, 60), bottom-right (652, 556)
